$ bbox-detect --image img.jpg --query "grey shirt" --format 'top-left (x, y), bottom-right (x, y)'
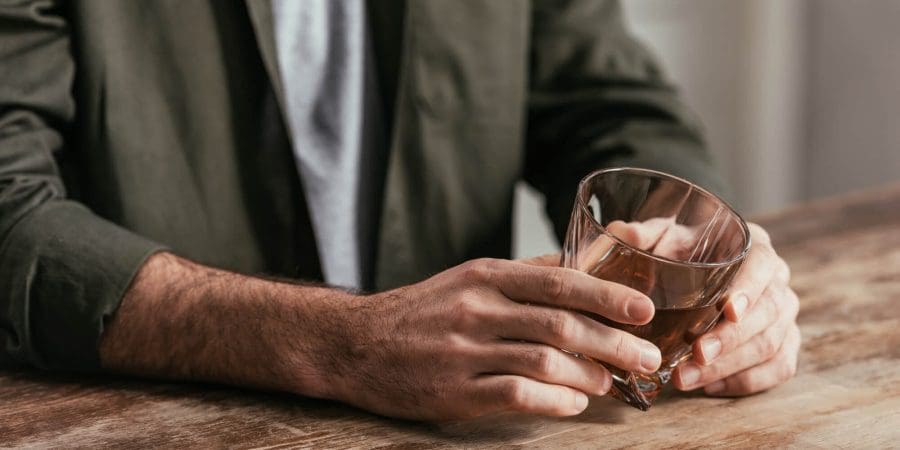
top-left (271, 0), bottom-right (383, 289)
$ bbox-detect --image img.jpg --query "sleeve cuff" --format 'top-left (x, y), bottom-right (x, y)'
top-left (0, 200), bottom-right (166, 371)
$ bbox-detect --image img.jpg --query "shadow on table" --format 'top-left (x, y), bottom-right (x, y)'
top-left (1, 369), bottom-right (709, 446)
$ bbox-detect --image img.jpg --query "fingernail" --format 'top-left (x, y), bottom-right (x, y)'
top-left (627, 297), bottom-right (654, 322)
top-left (574, 392), bottom-right (589, 411)
top-left (640, 343), bottom-right (662, 373)
top-left (730, 294), bottom-right (748, 320)
top-left (699, 336), bottom-right (722, 363)
top-left (704, 380), bottom-right (726, 395)
top-left (678, 363), bottom-right (701, 387)
top-left (597, 372), bottom-right (612, 395)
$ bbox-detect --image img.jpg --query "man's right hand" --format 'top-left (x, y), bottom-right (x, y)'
top-left (101, 254), bottom-right (660, 422)
top-left (325, 258), bottom-right (660, 420)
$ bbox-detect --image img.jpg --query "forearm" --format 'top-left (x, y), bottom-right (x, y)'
top-left (99, 252), bottom-right (354, 398)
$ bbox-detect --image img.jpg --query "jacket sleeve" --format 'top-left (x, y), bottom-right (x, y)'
top-left (525, 0), bottom-right (728, 241)
top-left (0, 0), bottom-right (164, 370)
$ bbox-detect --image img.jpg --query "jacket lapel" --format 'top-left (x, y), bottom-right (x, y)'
top-left (245, 0), bottom-right (287, 115)
top-left (368, 0), bottom-right (414, 290)
top-left (366, 0), bottom-right (405, 135)
top-left (245, 0), bottom-right (412, 290)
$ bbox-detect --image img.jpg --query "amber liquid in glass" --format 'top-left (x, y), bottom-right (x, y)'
top-left (576, 244), bottom-right (732, 409)
top-left (596, 301), bottom-right (726, 369)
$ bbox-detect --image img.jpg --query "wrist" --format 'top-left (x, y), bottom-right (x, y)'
top-left (256, 283), bottom-right (363, 400)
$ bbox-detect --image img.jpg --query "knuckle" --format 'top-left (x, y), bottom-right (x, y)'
top-left (785, 289), bottom-right (800, 320)
top-left (783, 357), bottom-right (798, 380)
top-left (731, 375), bottom-right (755, 394)
top-left (544, 311), bottom-right (575, 343)
top-left (756, 329), bottom-right (780, 360)
top-left (455, 292), bottom-right (481, 315)
top-left (445, 333), bottom-right (474, 359)
top-left (501, 379), bottom-right (528, 408)
top-left (765, 288), bottom-right (783, 317)
top-left (710, 367), bottom-right (730, 386)
top-left (785, 325), bottom-right (802, 361)
top-left (722, 322), bottom-right (743, 349)
top-left (792, 324), bottom-right (803, 349)
top-left (777, 259), bottom-right (792, 283)
top-left (451, 292), bottom-right (484, 330)
top-left (759, 243), bottom-right (777, 263)
top-left (773, 351), bottom-right (795, 384)
top-left (460, 258), bottom-right (496, 284)
top-left (533, 348), bottom-right (558, 377)
top-left (767, 288), bottom-right (799, 325)
top-left (696, 365), bottom-right (722, 386)
top-left (619, 226), bottom-right (640, 247)
top-left (542, 270), bottom-right (569, 303)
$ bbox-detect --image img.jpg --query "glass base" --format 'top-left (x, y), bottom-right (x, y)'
top-left (607, 367), bottom-right (672, 411)
top-left (566, 349), bottom-right (687, 411)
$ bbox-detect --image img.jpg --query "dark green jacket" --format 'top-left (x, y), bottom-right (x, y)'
top-left (0, 0), bottom-right (722, 371)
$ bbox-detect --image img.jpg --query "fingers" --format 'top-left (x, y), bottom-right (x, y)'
top-left (465, 259), bottom-right (654, 325)
top-left (703, 324), bottom-right (801, 396)
top-left (672, 223), bottom-right (800, 397)
top-left (606, 218), bottom-right (674, 252)
top-left (693, 285), bottom-right (786, 365)
top-left (673, 308), bottom-right (794, 391)
top-left (479, 342), bottom-right (612, 396)
top-left (467, 375), bottom-right (589, 417)
top-left (571, 220), bottom-right (669, 274)
top-left (646, 221), bottom-right (699, 260)
top-left (492, 302), bottom-right (661, 374)
top-left (607, 219), bottom-right (702, 261)
top-left (724, 223), bottom-right (784, 322)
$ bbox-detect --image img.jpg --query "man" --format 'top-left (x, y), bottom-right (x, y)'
top-left (0, 0), bottom-right (799, 420)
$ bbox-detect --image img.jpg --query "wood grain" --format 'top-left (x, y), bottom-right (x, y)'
top-left (3, 183), bottom-right (900, 448)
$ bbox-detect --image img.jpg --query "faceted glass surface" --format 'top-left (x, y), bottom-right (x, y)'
top-left (561, 168), bottom-right (751, 410)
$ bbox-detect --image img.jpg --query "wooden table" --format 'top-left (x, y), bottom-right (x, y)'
top-left (3, 184), bottom-right (900, 448)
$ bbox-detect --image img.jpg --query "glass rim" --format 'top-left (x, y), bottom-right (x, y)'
top-left (576, 167), bottom-right (752, 269)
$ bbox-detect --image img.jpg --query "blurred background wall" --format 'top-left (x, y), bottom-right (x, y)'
top-left (513, 0), bottom-right (900, 258)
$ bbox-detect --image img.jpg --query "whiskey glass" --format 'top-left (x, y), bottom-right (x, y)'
top-left (561, 168), bottom-right (751, 410)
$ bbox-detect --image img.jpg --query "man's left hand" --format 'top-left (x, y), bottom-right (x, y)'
top-left (672, 223), bottom-right (801, 396)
